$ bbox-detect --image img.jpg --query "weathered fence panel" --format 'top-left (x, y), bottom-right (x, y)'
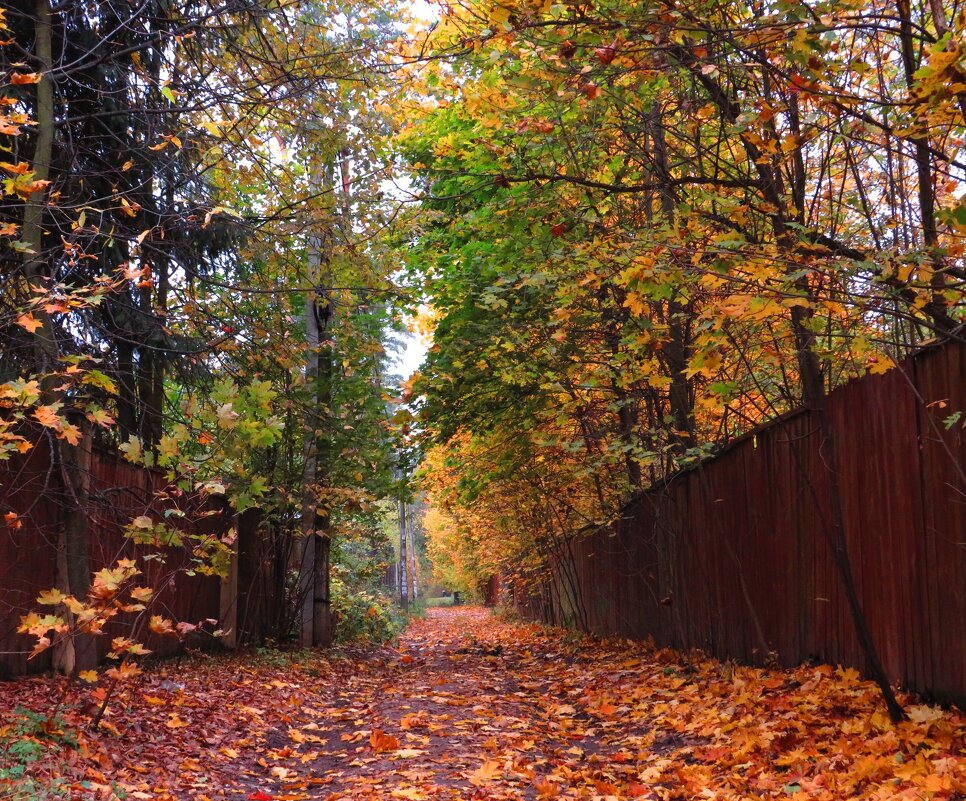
top-left (0, 442), bottom-right (227, 677)
top-left (519, 339), bottom-right (966, 705)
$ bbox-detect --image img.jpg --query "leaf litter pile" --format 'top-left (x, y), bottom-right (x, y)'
top-left (1, 608), bottom-right (962, 800)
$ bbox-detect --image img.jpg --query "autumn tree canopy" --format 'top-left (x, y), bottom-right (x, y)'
top-left (407, 0), bottom-right (966, 596)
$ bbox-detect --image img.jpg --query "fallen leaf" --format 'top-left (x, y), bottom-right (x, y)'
top-left (370, 729), bottom-right (400, 752)
top-left (468, 759), bottom-right (502, 786)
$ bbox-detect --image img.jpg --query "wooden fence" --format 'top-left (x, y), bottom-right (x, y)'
top-left (516, 339), bottom-right (966, 705)
top-left (0, 441), bottom-right (227, 677)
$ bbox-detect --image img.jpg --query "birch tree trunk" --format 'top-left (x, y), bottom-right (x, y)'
top-left (398, 498), bottom-right (409, 612)
top-left (407, 502), bottom-right (418, 602)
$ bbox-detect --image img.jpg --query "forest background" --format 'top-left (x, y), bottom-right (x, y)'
top-left (0, 0), bottom-right (964, 708)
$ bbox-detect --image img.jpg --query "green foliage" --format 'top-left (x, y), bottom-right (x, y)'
top-left (331, 574), bottom-right (404, 644)
top-left (424, 595), bottom-right (456, 608)
top-left (0, 708), bottom-right (83, 800)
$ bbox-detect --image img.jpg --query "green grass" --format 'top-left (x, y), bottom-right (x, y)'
top-left (424, 595), bottom-right (456, 608)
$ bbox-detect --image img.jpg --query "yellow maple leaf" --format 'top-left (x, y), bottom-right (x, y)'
top-left (60, 422), bottom-right (82, 445)
top-left (36, 588), bottom-right (65, 605)
top-left (469, 760), bottom-right (503, 786)
top-left (907, 704), bottom-right (944, 725)
top-left (868, 354), bottom-right (895, 375)
top-left (390, 788), bottom-right (427, 801)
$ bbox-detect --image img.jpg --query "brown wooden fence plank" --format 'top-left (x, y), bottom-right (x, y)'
top-left (0, 444), bottom-right (227, 676)
top-left (522, 339), bottom-right (966, 705)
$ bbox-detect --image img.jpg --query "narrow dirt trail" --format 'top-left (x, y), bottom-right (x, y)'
top-left (259, 606), bottom-right (590, 800)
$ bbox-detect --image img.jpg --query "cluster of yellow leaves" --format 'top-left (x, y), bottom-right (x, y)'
top-left (18, 559), bottom-right (179, 662)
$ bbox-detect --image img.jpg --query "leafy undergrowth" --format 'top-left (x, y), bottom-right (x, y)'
top-left (0, 608), bottom-right (962, 800)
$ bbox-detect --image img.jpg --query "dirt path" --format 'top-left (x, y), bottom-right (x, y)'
top-left (251, 606), bottom-right (586, 800)
top-left (2, 606), bottom-right (963, 800)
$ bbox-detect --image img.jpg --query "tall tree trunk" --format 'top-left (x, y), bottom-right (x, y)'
top-left (398, 498), bottom-right (410, 612)
top-left (896, 0), bottom-right (956, 333)
top-left (23, 0), bottom-right (96, 674)
top-left (407, 502), bottom-right (418, 602)
top-left (299, 161), bottom-right (335, 648)
top-left (647, 103), bottom-right (694, 448)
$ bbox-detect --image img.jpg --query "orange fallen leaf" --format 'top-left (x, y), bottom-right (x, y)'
top-left (369, 729), bottom-right (400, 753)
top-left (400, 712), bottom-right (428, 729)
top-left (468, 759), bottom-right (502, 785)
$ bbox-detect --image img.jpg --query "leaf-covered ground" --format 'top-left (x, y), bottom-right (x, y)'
top-left (1, 607), bottom-right (963, 800)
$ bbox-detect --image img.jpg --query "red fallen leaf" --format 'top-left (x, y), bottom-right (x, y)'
top-left (627, 784), bottom-right (650, 798)
top-left (248, 792), bottom-right (273, 801)
top-left (369, 729), bottom-right (400, 752)
top-left (696, 745), bottom-right (732, 762)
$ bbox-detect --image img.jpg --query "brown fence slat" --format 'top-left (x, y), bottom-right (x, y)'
top-left (519, 339), bottom-right (966, 705)
top-left (0, 444), bottom-right (226, 676)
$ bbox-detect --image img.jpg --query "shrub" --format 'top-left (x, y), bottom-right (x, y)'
top-left (330, 574), bottom-right (404, 644)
